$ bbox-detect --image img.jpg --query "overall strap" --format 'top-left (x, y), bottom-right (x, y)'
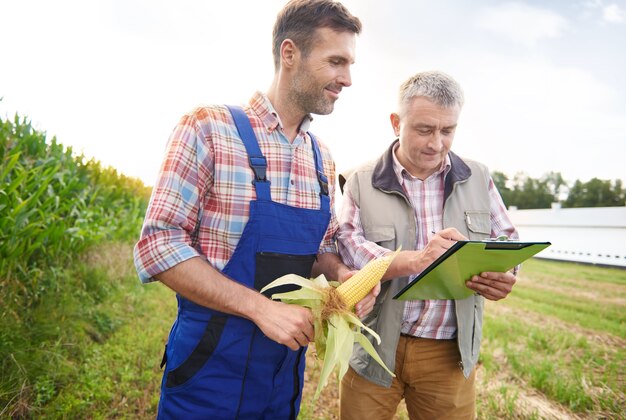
top-left (225, 105), bottom-right (271, 201)
top-left (308, 132), bottom-right (330, 213)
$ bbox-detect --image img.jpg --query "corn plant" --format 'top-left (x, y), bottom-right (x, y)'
top-left (0, 112), bottom-right (152, 415)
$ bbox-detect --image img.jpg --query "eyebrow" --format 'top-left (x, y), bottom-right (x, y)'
top-left (415, 123), bottom-right (458, 130)
top-left (329, 55), bottom-right (355, 64)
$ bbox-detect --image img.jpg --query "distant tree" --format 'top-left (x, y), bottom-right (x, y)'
top-left (563, 178), bottom-right (624, 207)
top-left (515, 177), bottom-right (554, 209)
top-left (497, 172), bottom-right (555, 209)
top-left (612, 179), bottom-right (625, 205)
top-left (541, 171), bottom-right (567, 201)
top-left (493, 171), bottom-right (624, 208)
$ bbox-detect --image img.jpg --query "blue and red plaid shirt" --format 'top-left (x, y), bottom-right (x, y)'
top-left (134, 92), bottom-right (339, 283)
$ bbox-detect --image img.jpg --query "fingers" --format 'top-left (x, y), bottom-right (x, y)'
top-left (436, 227), bottom-right (467, 241)
top-left (354, 282), bottom-right (380, 318)
top-left (258, 302), bottom-right (314, 350)
top-left (465, 271), bottom-right (516, 301)
top-left (338, 269), bottom-right (358, 284)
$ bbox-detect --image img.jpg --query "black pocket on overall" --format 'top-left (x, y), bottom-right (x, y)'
top-left (165, 315), bottom-right (227, 388)
top-left (255, 252), bottom-right (316, 297)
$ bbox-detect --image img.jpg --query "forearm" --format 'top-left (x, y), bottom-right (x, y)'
top-left (311, 252), bottom-right (352, 282)
top-left (381, 250), bottom-right (429, 281)
top-left (381, 228), bottom-right (467, 281)
top-left (156, 257), bottom-right (268, 322)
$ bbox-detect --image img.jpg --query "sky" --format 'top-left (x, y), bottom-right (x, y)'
top-left (1, 0), bottom-right (625, 188)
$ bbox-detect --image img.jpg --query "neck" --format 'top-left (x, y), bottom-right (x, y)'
top-left (267, 77), bottom-right (306, 142)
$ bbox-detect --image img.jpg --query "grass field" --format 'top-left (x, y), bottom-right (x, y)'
top-left (8, 247), bottom-right (624, 419)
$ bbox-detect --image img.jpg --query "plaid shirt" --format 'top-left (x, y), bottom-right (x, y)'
top-left (134, 92), bottom-right (339, 283)
top-left (338, 144), bottom-right (517, 339)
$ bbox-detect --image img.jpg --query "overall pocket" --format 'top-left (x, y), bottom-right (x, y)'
top-left (255, 252), bottom-right (316, 297)
top-left (165, 315), bottom-right (227, 388)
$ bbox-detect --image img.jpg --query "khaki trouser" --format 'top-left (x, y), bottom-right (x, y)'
top-left (340, 335), bottom-right (476, 420)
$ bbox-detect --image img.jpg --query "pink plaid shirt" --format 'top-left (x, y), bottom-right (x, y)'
top-left (134, 92), bottom-right (339, 283)
top-left (338, 144), bottom-right (517, 339)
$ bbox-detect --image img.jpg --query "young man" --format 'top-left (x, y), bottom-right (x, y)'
top-left (337, 71), bottom-right (519, 419)
top-left (133, 1), bottom-right (361, 418)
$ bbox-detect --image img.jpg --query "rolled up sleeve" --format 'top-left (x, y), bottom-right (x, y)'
top-left (134, 114), bottom-right (213, 283)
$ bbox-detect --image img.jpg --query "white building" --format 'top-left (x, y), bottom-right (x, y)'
top-left (507, 205), bottom-right (626, 268)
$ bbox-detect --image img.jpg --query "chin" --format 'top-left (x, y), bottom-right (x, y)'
top-left (312, 103), bottom-right (334, 116)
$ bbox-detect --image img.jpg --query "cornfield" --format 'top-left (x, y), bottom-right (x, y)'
top-left (1, 114), bottom-right (149, 308)
top-left (0, 113), bottom-right (150, 415)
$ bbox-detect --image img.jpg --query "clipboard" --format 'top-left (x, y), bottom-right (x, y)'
top-left (393, 240), bottom-right (551, 301)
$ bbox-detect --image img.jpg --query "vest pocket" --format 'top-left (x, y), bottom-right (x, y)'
top-left (364, 225), bottom-right (396, 248)
top-left (255, 252), bottom-right (316, 297)
top-left (464, 211), bottom-right (490, 239)
top-left (165, 315), bottom-right (227, 388)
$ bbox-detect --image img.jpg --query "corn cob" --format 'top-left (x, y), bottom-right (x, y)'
top-left (336, 249), bottom-right (400, 308)
top-left (260, 248), bottom-right (401, 399)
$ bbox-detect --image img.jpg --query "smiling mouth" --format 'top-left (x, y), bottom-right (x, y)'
top-left (325, 86), bottom-right (342, 98)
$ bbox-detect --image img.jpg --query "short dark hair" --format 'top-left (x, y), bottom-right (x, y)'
top-left (272, 0), bottom-right (362, 70)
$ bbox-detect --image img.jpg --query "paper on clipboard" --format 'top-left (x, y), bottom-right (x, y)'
top-left (393, 240), bottom-right (551, 301)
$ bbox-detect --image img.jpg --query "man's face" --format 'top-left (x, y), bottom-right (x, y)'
top-left (289, 27), bottom-right (356, 115)
top-left (392, 96), bottom-right (461, 180)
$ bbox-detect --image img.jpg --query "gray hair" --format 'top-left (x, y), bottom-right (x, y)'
top-left (398, 71), bottom-right (464, 111)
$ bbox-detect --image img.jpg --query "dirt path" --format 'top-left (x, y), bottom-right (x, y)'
top-left (477, 364), bottom-right (585, 420)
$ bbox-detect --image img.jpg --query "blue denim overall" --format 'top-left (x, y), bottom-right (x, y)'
top-left (157, 106), bottom-right (331, 419)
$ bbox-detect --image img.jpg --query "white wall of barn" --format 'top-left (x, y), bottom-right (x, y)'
top-left (508, 205), bottom-right (626, 268)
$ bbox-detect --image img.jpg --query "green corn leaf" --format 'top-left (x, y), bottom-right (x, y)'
top-left (354, 332), bottom-right (395, 377)
top-left (270, 287), bottom-right (323, 302)
top-left (315, 315), bottom-right (343, 399)
top-left (260, 274), bottom-right (321, 294)
top-left (311, 274), bottom-right (331, 288)
top-left (334, 315), bottom-right (355, 381)
top-left (344, 311), bottom-right (382, 345)
top-left (270, 298), bottom-right (321, 308)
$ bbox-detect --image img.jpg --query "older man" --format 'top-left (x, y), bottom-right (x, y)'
top-left (338, 71), bottom-right (519, 419)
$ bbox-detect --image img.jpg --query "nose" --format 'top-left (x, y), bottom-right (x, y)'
top-left (428, 131), bottom-right (443, 150)
top-left (338, 66), bottom-right (352, 87)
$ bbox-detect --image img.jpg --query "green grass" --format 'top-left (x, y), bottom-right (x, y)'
top-left (1, 113), bottom-right (153, 417)
top-left (476, 259), bottom-right (625, 418)
top-left (0, 243), bottom-right (175, 418)
top-left (3, 251), bottom-right (624, 419)
top-left (521, 258), bottom-right (626, 286)
top-left (42, 274), bottom-right (175, 418)
top-left (505, 288), bottom-right (625, 337)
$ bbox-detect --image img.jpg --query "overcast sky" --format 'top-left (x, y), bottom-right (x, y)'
top-left (1, 0), bottom-right (625, 188)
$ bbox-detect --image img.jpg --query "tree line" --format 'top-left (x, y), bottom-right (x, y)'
top-left (491, 171), bottom-right (625, 209)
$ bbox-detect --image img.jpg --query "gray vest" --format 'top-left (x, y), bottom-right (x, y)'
top-left (340, 141), bottom-right (492, 387)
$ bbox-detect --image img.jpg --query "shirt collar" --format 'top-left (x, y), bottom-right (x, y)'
top-left (249, 91), bottom-right (313, 137)
top-left (391, 141), bottom-right (451, 184)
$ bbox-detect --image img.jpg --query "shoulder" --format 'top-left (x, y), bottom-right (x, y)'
top-left (168, 105), bottom-right (247, 144)
top-left (182, 104), bottom-right (232, 128)
top-left (339, 159), bottom-right (378, 193)
top-left (451, 153), bottom-right (490, 180)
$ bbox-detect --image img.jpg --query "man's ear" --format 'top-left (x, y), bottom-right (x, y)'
top-left (390, 113), bottom-right (401, 137)
top-left (280, 39), bottom-right (298, 69)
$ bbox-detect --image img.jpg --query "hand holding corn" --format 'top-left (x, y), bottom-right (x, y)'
top-left (261, 249), bottom-right (401, 399)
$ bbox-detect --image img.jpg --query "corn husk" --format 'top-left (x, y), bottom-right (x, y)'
top-left (261, 249), bottom-right (400, 399)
